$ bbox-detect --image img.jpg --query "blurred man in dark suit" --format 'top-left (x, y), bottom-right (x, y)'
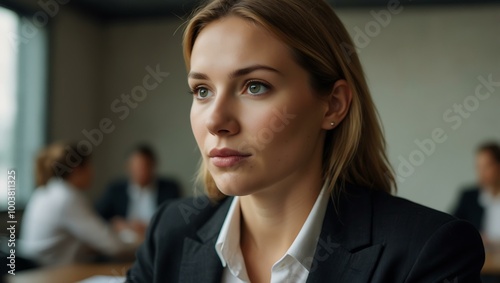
top-left (96, 144), bottom-right (181, 236)
top-left (454, 142), bottom-right (500, 248)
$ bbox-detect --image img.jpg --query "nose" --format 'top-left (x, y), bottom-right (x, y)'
top-left (205, 91), bottom-right (240, 137)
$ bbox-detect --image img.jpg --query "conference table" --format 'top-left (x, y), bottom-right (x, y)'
top-left (5, 262), bottom-right (132, 283)
top-left (483, 252), bottom-right (500, 275)
top-left (5, 253), bottom-right (500, 283)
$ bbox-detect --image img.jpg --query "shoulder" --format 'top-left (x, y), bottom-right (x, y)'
top-left (45, 180), bottom-right (81, 205)
top-left (149, 195), bottom-right (230, 242)
top-left (373, 190), bottom-right (454, 220)
top-left (357, 188), bottom-right (485, 281)
top-left (459, 186), bottom-right (481, 199)
top-left (368, 190), bottom-right (484, 280)
top-left (371, 190), bottom-right (467, 236)
top-left (23, 187), bottom-right (65, 218)
top-left (367, 188), bottom-right (483, 248)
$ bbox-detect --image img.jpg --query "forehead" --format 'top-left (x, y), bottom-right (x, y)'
top-left (130, 152), bottom-right (151, 162)
top-left (190, 16), bottom-right (293, 73)
top-left (477, 151), bottom-right (496, 163)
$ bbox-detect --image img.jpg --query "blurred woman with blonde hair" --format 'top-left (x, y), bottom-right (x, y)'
top-left (127, 0), bottom-right (484, 282)
top-left (20, 142), bottom-right (139, 266)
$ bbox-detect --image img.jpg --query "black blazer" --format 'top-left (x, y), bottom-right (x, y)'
top-left (126, 183), bottom-right (485, 283)
top-left (95, 178), bottom-right (181, 221)
top-left (453, 187), bottom-right (484, 232)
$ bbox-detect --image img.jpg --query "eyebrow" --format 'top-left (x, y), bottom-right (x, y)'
top-left (187, 64), bottom-right (282, 80)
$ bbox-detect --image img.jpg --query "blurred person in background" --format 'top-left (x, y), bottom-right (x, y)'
top-left (454, 142), bottom-right (500, 249)
top-left (19, 142), bottom-right (141, 266)
top-left (95, 144), bottom-right (181, 236)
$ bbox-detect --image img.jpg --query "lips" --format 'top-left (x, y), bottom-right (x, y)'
top-left (208, 148), bottom-right (251, 167)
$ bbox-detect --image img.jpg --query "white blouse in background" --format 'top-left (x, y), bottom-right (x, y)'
top-left (479, 188), bottom-right (500, 241)
top-left (126, 182), bottom-right (157, 224)
top-left (20, 177), bottom-right (132, 266)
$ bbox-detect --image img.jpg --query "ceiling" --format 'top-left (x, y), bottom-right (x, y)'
top-left (3, 0), bottom-right (500, 20)
top-left (72, 0), bottom-right (500, 19)
top-left (72, 0), bottom-right (201, 19)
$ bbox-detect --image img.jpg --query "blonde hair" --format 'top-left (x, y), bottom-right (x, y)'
top-left (183, 0), bottom-right (396, 200)
top-left (35, 142), bottom-right (90, 187)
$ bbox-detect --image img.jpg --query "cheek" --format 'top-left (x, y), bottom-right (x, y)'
top-left (190, 105), bottom-right (205, 148)
top-left (244, 94), bottom-right (322, 158)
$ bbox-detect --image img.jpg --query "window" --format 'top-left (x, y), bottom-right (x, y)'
top-left (0, 5), bottom-right (48, 209)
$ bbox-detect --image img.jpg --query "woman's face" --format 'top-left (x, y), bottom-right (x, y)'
top-left (188, 16), bottom-right (330, 196)
top-left (128, 153), bottom-right (155, 187)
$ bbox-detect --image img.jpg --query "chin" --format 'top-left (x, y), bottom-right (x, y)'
top-left (212, 177), bottom-right (256, 197)
top-left (215, 184), bottom-right (250, 197)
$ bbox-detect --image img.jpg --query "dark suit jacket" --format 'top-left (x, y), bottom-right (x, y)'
top-left (95, 178), bottom-right (181, 221)
top-left (453, 187), bottom-right (484, 232)
top-left (126, 183), bottom-right (485, 283)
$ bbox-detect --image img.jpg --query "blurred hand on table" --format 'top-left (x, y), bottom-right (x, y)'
top-left (111, 217), bottom-right (147, 244)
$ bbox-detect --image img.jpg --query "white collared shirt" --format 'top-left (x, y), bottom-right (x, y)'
top-left (126, 181), bottom-right (157, 224)
top-left (479, 188), bottom-right (500, 240)
top-left (215, 182), bottom-right (330, 283)
top-left (19, 178), bottom-right (131, 265)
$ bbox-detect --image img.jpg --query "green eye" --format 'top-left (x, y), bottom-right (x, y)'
top-left (247, 82), bottom-right (269, 95)
top-left (199, 88), bottom-right (209, 97)
top-left (193, 87), bottom-right (213, 100)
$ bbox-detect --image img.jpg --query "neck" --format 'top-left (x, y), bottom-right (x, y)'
top-left (239, 169), bottom-right (323, 256)
top-left (65, 177), bottom-right (83, 190)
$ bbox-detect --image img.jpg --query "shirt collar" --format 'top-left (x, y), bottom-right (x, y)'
top-left (215, 181), bottom-right (331, 278)
top-left (287, 181), bottom-right (331, 269)
top-left (215, 196), bottom-right (249, 281)
top-left (128, 179), bottom-right (157, 196)
top-left (479, 187), bottom-right (500, 206)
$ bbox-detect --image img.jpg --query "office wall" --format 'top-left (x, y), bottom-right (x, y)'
top-left (49, 8), bottom-right (104, 141)
top-left (90, 19), bottom-right (198, 199)
top-left (44, 4), bottom-right (499, 210)
top-left (337, 5), bottom-right (500, 211)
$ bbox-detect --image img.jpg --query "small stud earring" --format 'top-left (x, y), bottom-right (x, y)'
top-left (331, 122), bottom-right (335, 126)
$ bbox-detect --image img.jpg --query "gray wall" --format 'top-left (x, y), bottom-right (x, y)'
top-left (46, 8), bottom-right (199, 199)
top-left (92, 19), bottom-right (198, 199)
top-left (44, 4), bottom-right (500, 211)
top-left (338, 5), bottom-right (500, 211)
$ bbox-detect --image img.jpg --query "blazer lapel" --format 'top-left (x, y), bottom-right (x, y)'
top-left (178, 197), bottom-right (233, 283)
top-left (178, 237), bottom-right (223, 283)
top-left (306, 184), bottom-right (384, 283)
top-left (177, 185), bottom-right (384, 283)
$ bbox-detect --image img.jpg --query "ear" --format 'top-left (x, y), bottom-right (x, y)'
top-left (321, 79), bottom-right (352, 130)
